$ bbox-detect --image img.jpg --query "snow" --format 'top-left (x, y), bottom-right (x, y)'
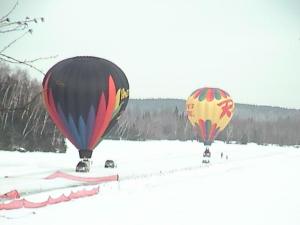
top-left (1, 140), bottom-right (300, 225)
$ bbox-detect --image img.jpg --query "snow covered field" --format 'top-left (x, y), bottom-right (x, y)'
top-left (1, 140), bottom-right (300, 225)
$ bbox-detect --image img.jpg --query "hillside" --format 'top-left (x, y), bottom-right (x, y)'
top-left (107, 98), bottom-right (300, 146)
top-left (127, 99), bottom-right (300, 121)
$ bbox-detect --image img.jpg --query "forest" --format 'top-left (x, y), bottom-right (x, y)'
top-left (0, 63), bottom-right (299, 152)
top-left (0, 63), bottom-right (66, 152)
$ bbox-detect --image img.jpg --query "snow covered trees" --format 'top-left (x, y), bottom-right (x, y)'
top-left (0, 64), bottom-right (66, 152)
top-left (107, 99), bottom-right (300, 146)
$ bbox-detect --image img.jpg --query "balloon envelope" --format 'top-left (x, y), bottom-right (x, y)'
top-left (186, 87), bottom-right (234, 146)
top-left (42, 56), bottom-right (129, 158)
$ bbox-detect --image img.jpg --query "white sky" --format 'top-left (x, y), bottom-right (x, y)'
top-left (1, 0), bottom-right (300, 108)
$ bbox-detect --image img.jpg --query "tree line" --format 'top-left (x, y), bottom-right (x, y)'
top-left (0, 64), bottom-right (299, 153)
top-left (107, 101), bottom-right (300, 147)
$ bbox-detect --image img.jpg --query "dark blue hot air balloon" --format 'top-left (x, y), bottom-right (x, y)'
top-left (42, 56), bottom-right (129, 172)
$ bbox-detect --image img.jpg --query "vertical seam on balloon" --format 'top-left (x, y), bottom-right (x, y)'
top-left (205, 120), bottom-right (211, 143)
top-left (43, 75), bottom-right (78, 148)
top-left (208, 123), bottom-right (217, 142)
top-left (47, 88), bottom-right (77, 147)
top-left (56, 104), bottom-right (78, 148)
top-left (199, 88), bottom-right (207, 101)
top-left (86, 105), bottom-right (96, 149)
top-left (67, 114), bottom-right (83, 149)
top-left (88, 93), bottom-right (106, 149)
top-left (198, 119), bottom-right (206, 142)
top-left (90, 75), bottom-right (116, 149)
top-left (78, 116), bottom-right (87, 149)
top-left (206, 88), bottom-right (214, 101)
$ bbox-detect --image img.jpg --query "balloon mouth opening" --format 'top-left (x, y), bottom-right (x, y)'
top-left (78, 150), bottom-right (93, 159)
top-left (203, 141), bottom-right (212, 146)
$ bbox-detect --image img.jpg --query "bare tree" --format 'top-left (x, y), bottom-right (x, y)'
top-left (0, 1), bottom-right (56, 112)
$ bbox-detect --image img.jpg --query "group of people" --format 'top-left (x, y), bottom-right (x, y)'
top-left (220, 152), bottom-right (228, 160)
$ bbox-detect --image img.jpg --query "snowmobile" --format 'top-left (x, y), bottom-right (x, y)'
top-left (203, 148), bottom-right (211, 158)
top-left (104, 160), bottom-right (115, 168)
top-left (202, 147), bottom-right (211, 164)
top-left (76, 159), bottom-right (91, 172)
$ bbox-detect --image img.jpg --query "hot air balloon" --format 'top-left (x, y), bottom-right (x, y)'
top-left (42, 56), bottom-right (129, 172)
top-left (186, 87), bottom-right (234, 163)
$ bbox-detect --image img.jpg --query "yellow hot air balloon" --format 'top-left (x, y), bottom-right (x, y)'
top-left (186, 87), bottom-right (235, 161)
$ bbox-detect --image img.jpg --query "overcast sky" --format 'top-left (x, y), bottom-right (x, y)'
top-left (1, 0), bottom-right (300, 108)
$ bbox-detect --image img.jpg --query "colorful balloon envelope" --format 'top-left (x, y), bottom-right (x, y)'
top-left (186, 87), bottom-right (234, 146)
top-left (42, 56), bottom-right (129, 160)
